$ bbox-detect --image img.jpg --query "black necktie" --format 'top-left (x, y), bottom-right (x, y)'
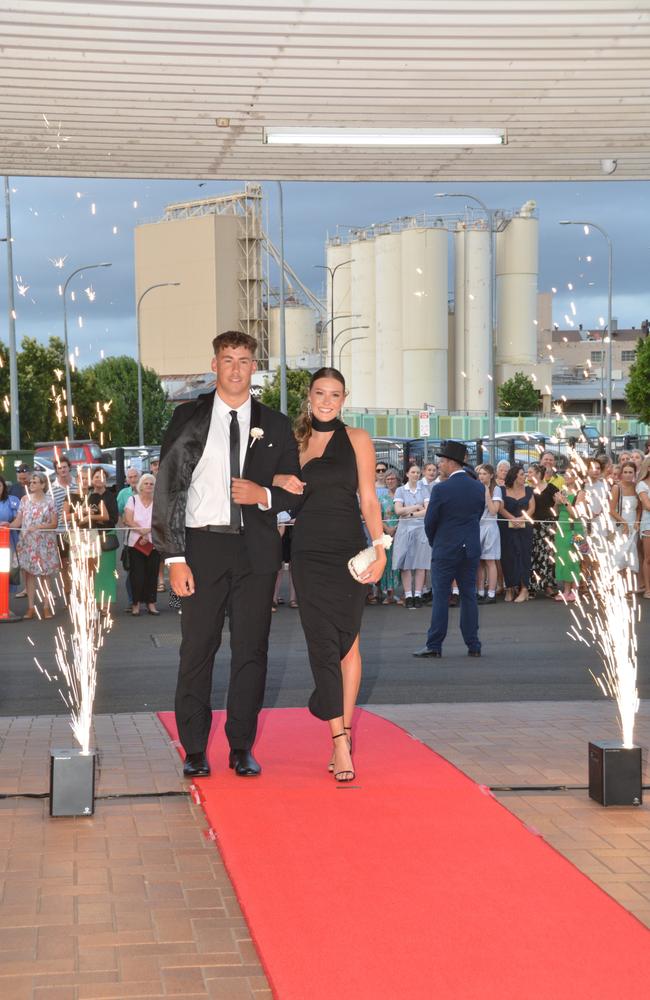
top-left (229, 409), bottom-right (241, 529)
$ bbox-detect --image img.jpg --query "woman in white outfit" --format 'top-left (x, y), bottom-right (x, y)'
top-left (609, 460), bottom-right (640, 583)
top-left (392, 464), bottom-right (431, 609)
top-left (636, 456), bottom-right (650, 598)
top-left (476, 464), bottom-right (503, 604)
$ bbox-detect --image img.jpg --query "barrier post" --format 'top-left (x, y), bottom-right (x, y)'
top-left (0, 526), bottom-right (21, 623)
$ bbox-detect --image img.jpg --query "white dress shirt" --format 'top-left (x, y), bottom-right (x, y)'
top-left (167, 392), bottom-right (269, 564)
top-left (185, 393), bottom-right (251, 528)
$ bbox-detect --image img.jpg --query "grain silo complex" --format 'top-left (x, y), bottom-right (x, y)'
top-left (328, 201), bottom-right (547, 412)
top-left (135, 186), bottom-right (547, 414)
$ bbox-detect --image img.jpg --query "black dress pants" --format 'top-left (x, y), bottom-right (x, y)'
top-left (128, 546), bottom-right (161, 605)
top-left (175, 528), bottom-right (276, 755)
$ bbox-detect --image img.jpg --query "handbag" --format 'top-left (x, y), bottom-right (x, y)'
top-left (133, 535), bottom-right (154, 557)
top-left (348, 534), bottom-right (392, 583)
top-left (100, 530), bottom-right (119, 552)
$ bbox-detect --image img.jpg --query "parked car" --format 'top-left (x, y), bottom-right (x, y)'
top-left (33, 456), bottom-right (57, 484)
top-left (101, 446), bottom-right (159, 473)
top-left (372, 438), bottom-right (441, 479)
top-left (34, 455), bottom-right (116, 490)
top-left (475, 433), bottom-right (548, 466)
top-left (34, 439), bottom-right (106, 466)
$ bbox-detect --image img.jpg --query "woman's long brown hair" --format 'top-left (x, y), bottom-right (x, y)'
top-left (294, 367), bottom-right (346, 451)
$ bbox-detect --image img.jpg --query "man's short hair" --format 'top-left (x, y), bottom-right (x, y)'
top-left (213, 331), bottom-right (258, 356)
top-left (56, 456), bottom-right (71, 469)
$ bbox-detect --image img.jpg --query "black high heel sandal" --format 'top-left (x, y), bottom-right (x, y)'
top-left (332, 732), bottom-right (355, 783)
top-left (327, 726), bottom-right (352, 772)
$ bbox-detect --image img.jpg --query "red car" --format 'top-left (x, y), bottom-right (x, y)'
top-left (34, 439), bottom-right (105, 466)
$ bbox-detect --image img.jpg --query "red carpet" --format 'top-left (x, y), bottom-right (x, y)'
top-left (159, 708), bottom-right (650, 999)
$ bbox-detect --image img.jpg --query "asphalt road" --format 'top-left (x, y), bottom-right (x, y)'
top-left (2, 581), bottom-right (648, 716)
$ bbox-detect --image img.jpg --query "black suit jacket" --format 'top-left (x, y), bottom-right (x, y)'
top-left (152, 391), bottom-right (301, 573)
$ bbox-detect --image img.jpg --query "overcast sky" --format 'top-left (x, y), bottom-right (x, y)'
top-left (1, 176), bottom-right (649, 367)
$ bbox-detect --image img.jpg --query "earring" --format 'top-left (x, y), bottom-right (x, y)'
top-left (307, 400), bottom-right (312, 417)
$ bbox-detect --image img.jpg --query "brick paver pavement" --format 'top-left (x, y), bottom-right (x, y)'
top-left (0, 704), bottom-right (648, 998)
top-left (0, 714), bottom-right (271, 1000)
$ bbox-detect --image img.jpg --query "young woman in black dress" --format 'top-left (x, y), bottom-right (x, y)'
top-left (274, 368), bottom-right (386, 782)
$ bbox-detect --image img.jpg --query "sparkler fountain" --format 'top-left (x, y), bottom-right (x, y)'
top-left (562, 449), bottom-right (643, 805)
top-left (47, 515), bottom-right (112, 816)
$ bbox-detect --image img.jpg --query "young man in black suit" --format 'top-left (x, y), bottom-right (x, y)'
top-left (152, 332), bottom-right (303, 778)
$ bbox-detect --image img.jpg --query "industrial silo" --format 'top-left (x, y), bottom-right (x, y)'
top-left (464, 225), bottom-right (491, 412)
top-left (348, 235), bottom-right (376, 407)
top-left (268, 304), bottom-right (317, 361)
top-left (401, 225), bottom-right (448, 410)
top-left (496, 209), bottom-right (539, 382)
top-left (374, 231), bottom-right (403, 408)
top-left (325, 241), bottom-right (352, 373)
top-left (453, 225), bottom-right (467, 411)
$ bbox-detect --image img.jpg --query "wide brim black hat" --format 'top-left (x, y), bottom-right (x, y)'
top-left (435, 440), bottom-right (468, 465)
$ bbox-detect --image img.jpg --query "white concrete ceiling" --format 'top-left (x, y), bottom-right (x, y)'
top-left (1, 0), bottom-right (650, 181)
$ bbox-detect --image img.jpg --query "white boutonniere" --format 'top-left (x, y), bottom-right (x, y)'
top-left (250, 427), bottom-right (264, 446)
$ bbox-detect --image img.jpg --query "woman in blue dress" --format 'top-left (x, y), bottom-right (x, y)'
top-left (378, 468), bottom-right (401, 603)
top-left (0, 475), bottom-right (21, 589)
top-left (392, 464), bottom-right (431, 609)
top-left (475, 464), bottom-right (503, 603)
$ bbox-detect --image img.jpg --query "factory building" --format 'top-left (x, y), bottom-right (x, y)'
top-left (134, 186), bottom-right (268, 378)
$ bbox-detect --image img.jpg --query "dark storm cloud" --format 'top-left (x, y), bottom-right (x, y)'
top-left (2, 176), bottom-right (649, 367)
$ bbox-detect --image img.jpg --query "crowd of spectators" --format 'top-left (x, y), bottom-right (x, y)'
top-left (353, 446), bottom-right (650, 610)
top-left (2, 441), bottom-right (650, 620)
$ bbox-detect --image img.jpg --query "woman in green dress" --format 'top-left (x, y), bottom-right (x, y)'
top-left (87, 467), bottom-right (119, 612)
top-left (553, 467), bottom-right (585, 603)
top-left (379, 469), bottom-right (402, 604)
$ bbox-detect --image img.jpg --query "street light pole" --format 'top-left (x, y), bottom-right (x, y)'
top-left (559, 220), bottom-right (613, 444)
top-left (276, 182), bottom-right (288, 415)
top-left (136, 282), bottom-right (180, 446)
top-left (338, 335), bottom-right (367, 371)
top-left (435, 192), bottom-right (495, 440)
top-left (62, 262), bottom-right (112, 440)
top-left (2, 177), bottom-right (19, 450)
top-left (333, 323), bottom-right (369, 348)
top-left (314, 259), bottom-right (353, 365)
top-left (319, 313), bottom-right (358, 364)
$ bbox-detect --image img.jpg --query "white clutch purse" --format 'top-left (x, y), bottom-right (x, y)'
top-left (348, 534), bottom-right (393, 582)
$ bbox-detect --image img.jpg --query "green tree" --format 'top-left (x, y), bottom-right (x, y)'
top-left (76, 356), bottom-right (171, 447)
top-left (497, 371), bottom-right (540, 416)
top-left (0, 342), bottom-right (170, 449)
top-left (260, 368), bottom-right (313, 424)
top-left (0, 336), bottom-right (86, 448)
top-left (625, 338), bottom-right (650, 421)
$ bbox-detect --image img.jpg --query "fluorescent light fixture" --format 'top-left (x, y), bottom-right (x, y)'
top-left (263, 127), bottom-right (506, 147)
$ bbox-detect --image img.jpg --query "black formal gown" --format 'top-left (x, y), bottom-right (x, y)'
top-left (291, 422), bottom-right (368, 721)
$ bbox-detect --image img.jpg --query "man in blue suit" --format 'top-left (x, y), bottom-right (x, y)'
top-left (413, 441), bottom-right (485, 659)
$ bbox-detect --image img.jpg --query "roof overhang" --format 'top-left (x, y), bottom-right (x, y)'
top-left (2, 1), bottom-right (649, 181)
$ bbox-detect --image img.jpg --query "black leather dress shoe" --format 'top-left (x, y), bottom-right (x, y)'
top-left (229, 749), bottom-right (261, 776)
top-left (412, 647), bottom-right (442, 658)
top-left (467, 649), bottom-right (482, 658)
top-left (183, 752), bottom-right (210, 778)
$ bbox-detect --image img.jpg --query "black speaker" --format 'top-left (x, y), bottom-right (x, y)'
top-left (50, 748), bottom-right (97, 817)
top-left (588, 741), bottom-right (642, 807)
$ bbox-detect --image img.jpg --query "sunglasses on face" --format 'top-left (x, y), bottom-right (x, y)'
top-left (376, 467), bottom-right (387, 474)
